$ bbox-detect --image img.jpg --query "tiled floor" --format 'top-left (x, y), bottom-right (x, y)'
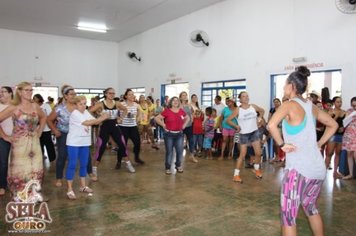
top-left (1, 142), bottom-right (355, 236)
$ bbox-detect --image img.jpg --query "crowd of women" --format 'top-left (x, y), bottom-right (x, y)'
top-left (0, 68), bottom-right (355, 234)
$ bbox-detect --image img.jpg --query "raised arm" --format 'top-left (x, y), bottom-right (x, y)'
top-left (252, 104), bottom-right (265, 119)
top-left (89, 102), bottom-right (103, 115)
top-left (267, 102), bottom-right (290, 148)
top-left (226, 107), bottom-right (240, 131)
top-left (0, 105), bottom-right (16, 122)
top-left (82, 112), bottom-right (110, 126)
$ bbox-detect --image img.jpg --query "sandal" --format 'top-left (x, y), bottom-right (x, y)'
top-left (79, 186), bottom-right (93, 193)
top-left (151, 145), bottom-right (160, 150)
top-left (67, 191), bottom-right (76, 200)
top-left (342, 175), bottom-right (353, 180)
top-left (89, 173), bottom-right (98, 182)
top-left (55, 180), bottom-right (63, 187)
top-left (333, 172), bottom-right (344, 179)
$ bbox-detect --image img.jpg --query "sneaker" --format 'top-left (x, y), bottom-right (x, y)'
top-left (176, 166), bottom-right (184, 173)
top-left (233, 175), bottom-right (243, 183)
top-left (79, 186), bottom-right (93, 193)
top-left (165, 169), bottom-right (172, 175)
top-left (67, 191), bottom-right (76, 200)
top-left (126, 161), bottom-right (136, 173)
top-left (254, 169), bottom-right (263, 179)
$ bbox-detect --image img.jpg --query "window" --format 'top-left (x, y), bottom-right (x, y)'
top-left (74, 88), bottom-right (105, 102)
top-left (130, 87), bottom-right (146, 99)
top-left (201, 79), bottom-right (246, 107)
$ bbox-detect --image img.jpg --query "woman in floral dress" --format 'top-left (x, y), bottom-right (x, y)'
top-left (342, 97), bottom-right (356, 180)
top-left (0, 82), bottom-right (46, 201)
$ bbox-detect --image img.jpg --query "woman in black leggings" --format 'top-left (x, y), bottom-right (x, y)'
top-left (90, 88), bottom-right (134, 179)
top-left (119, 89), bottom-right (144, 165)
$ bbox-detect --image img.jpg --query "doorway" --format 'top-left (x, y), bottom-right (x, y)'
top-left (270, 69), bottom-right (342, 106)
top-left (161, 82), bottom-right (189, 105)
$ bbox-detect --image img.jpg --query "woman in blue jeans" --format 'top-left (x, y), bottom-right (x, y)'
top-left (47, 85), bottom-right (77, 187)
top-left (179, 91), bottom-right (197, 163)
top-left (155, 97), bottom-right (189, 174)
top-left (0, 86), bottom-right (13, 196)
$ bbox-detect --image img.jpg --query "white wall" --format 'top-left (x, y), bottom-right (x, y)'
top-left (117, 0), bottom-right (356, 110)
top-left (0, 28), bottom-right (118, 91)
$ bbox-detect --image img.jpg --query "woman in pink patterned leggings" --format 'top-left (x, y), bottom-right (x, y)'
top-left (268, 66), bottom-right (337, 236)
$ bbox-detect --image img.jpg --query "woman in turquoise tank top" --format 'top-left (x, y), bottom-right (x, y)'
top-left (268, 66), bottom-right (337, 236)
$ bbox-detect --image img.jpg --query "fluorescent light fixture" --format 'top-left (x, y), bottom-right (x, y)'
top-left (77, 22), bottom-right (107, 33)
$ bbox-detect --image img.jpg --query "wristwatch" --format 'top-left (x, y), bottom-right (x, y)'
top-left (279, 142), bottom-right (285, 148)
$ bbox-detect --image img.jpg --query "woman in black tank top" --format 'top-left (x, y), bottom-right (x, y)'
top-left (325, 96), bottom-right (346, 178)
top-left (89, 88), bottom-right (134, 180)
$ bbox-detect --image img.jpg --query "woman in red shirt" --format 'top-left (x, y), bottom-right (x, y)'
top-left (155, 97), bottom-right (189, 174)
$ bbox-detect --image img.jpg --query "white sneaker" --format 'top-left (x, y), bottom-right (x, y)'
top-left (126, 161), bottom-right (136, 173)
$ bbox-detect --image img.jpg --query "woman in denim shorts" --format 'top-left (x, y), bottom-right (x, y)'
top-left (227, 92), bottom-right (265, 183)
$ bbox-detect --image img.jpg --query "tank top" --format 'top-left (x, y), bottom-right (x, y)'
top-left (182, 104), bottom-right (192, 127)
top-left (282, 98), bottom-right (326, 180)
top-left (238, 105), bottom-right (258, 134)
top-left (102, 101), bottom-right (118, 120)
top-left (335, 114), bottom-right (345, 135)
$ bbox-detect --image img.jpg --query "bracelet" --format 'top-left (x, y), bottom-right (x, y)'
top-left (279, 142), bottom-right (285, 148)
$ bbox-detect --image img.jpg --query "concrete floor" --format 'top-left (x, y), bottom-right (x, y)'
top-left (1, 142), bottom-right (356, 236)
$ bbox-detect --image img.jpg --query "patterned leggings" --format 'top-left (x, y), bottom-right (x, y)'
top-left (280, 169), bottom-right (323, 226)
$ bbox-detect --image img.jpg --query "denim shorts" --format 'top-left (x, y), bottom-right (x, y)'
top-left (329, 134), bottom-right (343, 144)
top-left (239, 130), bottom-right (260, 145)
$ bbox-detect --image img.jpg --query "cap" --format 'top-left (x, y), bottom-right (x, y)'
top-left (309, 90), bottom-right (321, 98)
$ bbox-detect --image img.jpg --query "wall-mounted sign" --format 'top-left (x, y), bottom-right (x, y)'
top-left (284, 62), bottom-right (324, 71)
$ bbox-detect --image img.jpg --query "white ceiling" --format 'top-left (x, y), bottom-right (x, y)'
top-left (0, 0), bottom-right (224, 42)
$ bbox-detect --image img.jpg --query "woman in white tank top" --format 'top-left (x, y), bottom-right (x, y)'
top-left (227, 91), bottom-right (265, 183)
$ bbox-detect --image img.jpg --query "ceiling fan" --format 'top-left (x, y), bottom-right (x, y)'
top-left (335, 0), bottom-right (356, 14)
top-left (190, 30), bottom-right (210, 47)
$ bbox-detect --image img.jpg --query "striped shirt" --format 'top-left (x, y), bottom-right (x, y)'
top-left (119, 102), bottom-right (138, 127)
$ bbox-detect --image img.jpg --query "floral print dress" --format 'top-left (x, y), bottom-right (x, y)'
top-left (342, 109), bottom-right (356, 151)
top-left (7, 109), bottom-right (44, 200)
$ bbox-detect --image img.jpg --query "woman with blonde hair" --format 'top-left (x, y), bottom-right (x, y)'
top-left (65, 96), bottom-right (109, 199)
top-left (0, 82), bottom-right (46, 201)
